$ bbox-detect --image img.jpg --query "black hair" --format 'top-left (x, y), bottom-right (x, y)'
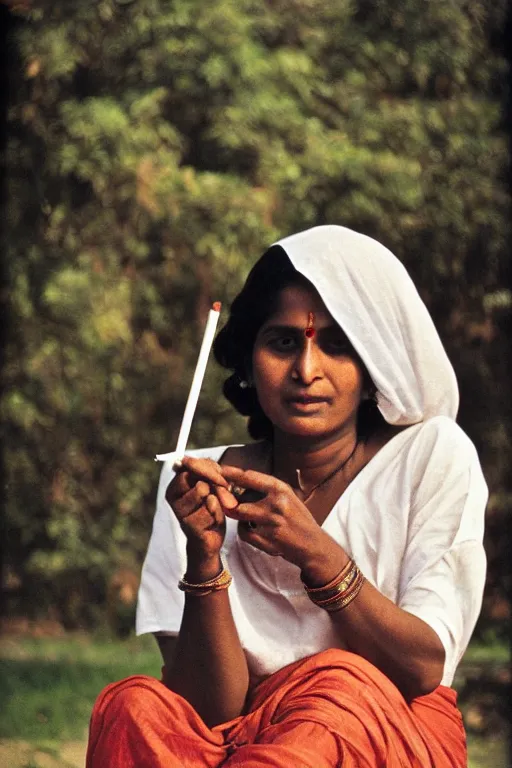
top-left (213, 245), bottom-right (383, 441)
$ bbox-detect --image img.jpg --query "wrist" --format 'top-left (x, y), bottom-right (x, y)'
top-left (185, 547), bottom-right (223, 583)
top-left (299, 536), bottom-right (350, 588)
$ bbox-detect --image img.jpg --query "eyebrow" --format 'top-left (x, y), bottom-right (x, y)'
top-left (260, 323), bottom-right (342, 336)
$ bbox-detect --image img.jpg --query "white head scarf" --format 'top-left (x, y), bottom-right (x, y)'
top-left (273, 225), bottom-right (459, 425)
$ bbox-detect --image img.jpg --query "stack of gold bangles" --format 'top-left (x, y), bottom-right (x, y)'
top-left (302, 559), bottom-right (365, 612)
top-left (178, 568), bottom-right (232, 597)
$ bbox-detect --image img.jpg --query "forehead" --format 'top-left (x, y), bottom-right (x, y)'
top-left (263, 283), bottom-right (335, 326)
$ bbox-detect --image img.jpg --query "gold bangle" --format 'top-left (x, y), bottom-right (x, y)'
top-left (304, 562), bottom-right (359, 605)
top-left (323, 574), bottom-right (365, 613)
top-left (179, 568), bottom-right (231, 589)
top-left (178, 568), bottom-right (232, 596)
top-left (302, 559), bottom-right (354, 595)
top-left (309, 565), bottom-right (359, 604)
top-left (311, 566), bottom-right (360, 606)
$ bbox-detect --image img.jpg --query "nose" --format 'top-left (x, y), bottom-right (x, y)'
top-left (292, 338), bottom-right (323, 384)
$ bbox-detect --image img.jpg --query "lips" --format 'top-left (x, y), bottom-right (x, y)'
top-left (287, 395), bottom-right (330, 405)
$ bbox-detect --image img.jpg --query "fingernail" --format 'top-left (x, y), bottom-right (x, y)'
top-left (172, 460), bottom-right (183, 471)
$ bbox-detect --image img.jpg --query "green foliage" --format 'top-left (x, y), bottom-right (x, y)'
top-left (2, 0), bottom-right (510, 628)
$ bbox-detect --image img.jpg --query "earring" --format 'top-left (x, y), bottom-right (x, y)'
top-left (239, 379), bottom-right (249, 389)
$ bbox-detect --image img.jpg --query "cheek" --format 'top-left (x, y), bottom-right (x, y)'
top-left (251, 355), bottom-right (288, 416)
top-left (253, 358), bottom-right (283, 393)
top-left (252, 347), bottom-right (280, 380)
top-left (335, 362), bottom-right (365, 400)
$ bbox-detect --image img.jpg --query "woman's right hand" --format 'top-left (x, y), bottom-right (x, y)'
top-left (165, 456), bottom-right (239, 561)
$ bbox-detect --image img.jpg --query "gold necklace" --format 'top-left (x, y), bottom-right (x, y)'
top-left (273, 440), bottom-right (359, 504)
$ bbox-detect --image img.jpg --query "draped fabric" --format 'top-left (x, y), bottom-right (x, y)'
top-left (274, 225), bottom-right (459, 425)
top-left (86, 649), bottom-right (467, 768)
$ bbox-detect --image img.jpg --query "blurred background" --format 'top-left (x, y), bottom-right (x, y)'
top-left (0, 0), bottom-right (510, 766)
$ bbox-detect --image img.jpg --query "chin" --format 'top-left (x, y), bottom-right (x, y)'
top-left (274, 418), bottom-right (331, 439)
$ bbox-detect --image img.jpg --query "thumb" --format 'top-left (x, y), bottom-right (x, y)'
top-left (215, 485), bottom-right (239, 510)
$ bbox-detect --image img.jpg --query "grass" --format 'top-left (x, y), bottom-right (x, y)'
top-left (0, 632), bottom-right (509, 767)
top-left (0, 633), bottom-right (162, 741)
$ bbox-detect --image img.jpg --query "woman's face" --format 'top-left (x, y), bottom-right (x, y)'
top-left (251, 282), bottom-right (365, 440)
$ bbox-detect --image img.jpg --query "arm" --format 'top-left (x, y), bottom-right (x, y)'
top-left (221, 464), bottom-right (470, 702)
top-left (160, 551), bottom-right (249, 726)
top-left (158, 458), bottom-right (249, 727)
top-left (298, 542), bottom-right (445, 699)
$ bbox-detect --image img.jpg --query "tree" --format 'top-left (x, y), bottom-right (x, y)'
top-left (2, 0), bottom-right (509, 632)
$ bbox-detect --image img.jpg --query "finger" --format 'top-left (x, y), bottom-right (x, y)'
top-left (180, 456), bottom-right (229, 488)
top-left (187, 481), bottom-right (215, 516)
top-left (215, 485), bottom-right (239, 510)
top-left (224, 501), bottom-right (268, 526)
top-left (166, 470), bottom-right (196, 505)
top-left (170, 477), bottom-right (238, 511)
top-left (234, 488), bottom-right (267, 504)
top-left (205, 493), bottom-right (224, 526)
top-left (237, 522), bottom-right (280, 555)
top-left (180, 506), bottom-right (218, 533)
top-left (221, 466), bottom-right (282, 496)
top-left (194, 480), bottom-right (211, 499)
top-left (170, 482), bottom-right (211, 520)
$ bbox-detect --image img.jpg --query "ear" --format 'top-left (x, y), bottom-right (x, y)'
top-left (362, 384), bottom-right (378, 402)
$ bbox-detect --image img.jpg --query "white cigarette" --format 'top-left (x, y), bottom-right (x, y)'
top-left (155, 302), bottom-right (222, 462)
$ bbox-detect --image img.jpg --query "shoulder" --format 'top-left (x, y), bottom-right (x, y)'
top-left (402, 418), bottom-right (487, 534)
top-left (402, 416), bottom-right (480, 466)
top-left (381, 418), bottom-right (488, 514)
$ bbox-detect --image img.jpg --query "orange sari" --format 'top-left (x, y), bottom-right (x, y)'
top-left (86, 649), bottom-right (467, 767)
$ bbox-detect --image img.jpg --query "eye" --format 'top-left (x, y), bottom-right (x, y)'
top-left (265, 330), bottom-right (297, 355)
top-left (321, 332), bottom-right (353, 355)
top-left (328, 338), bottom-right (350, 352)
top-left (268, 334), bottom-right (298, 353)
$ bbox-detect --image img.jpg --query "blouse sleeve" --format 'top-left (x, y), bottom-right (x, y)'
top-left (135, 459), bottom-right (186, 635)
top-left (136, 445), bottom-right (232, 635)
top-left (397, 418), bottom-right (488, 684)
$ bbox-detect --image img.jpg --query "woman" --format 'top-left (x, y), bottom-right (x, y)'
top-left (87, 225), bottom-right (487, 767)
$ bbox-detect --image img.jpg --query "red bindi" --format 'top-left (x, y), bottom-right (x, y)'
top-left (305, 312), bottom-right (315, 338)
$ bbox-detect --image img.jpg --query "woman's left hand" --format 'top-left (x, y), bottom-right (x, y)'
top-left (221, 465), bottom-right (336, 571)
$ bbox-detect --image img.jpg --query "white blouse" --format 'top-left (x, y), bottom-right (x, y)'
top-left (136, 416), bottom-right (487, 687)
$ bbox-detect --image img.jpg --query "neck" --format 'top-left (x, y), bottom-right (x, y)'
top-left (270, 427), bottom-right (359, 490)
